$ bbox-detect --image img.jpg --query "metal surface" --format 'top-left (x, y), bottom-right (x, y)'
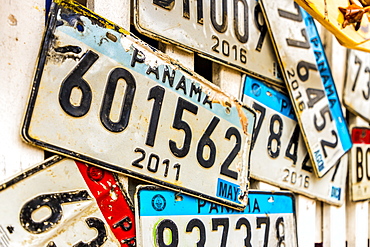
top-left (344, 49), bottom-right (370, 123)
top-left (242, 76), bottom-right (346, 205)
top-left (295, 0), bottom-right (370, 52)
top-left (0, 156), bottom-right (135, 247)
top-left (135, 185), bottom-right (298, 247)
top-left (21, 0), bottom-right (256, 210)
top-left (134, 0), bottom-right (283, 87)
top-left (348, 113), bottom-right (370, 201)
top-left (260, 0), bottom-right (352, 177)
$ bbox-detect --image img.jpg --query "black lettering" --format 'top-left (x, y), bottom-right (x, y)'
top-left (317, 61), bottom-right (326, 73)
top-left (185, 219), bottom-right (206, 246)
top-left (328, 98), bottom-right (336, 108)
top-left (175, 76), bottom-right (187, 95)
top-left (131, 48), bottom-right (145, 67)
top-left (73, 218), bottom-right (107, 247)
top-left (100, 68), bottom-right (136, 132)
top-left (197, 199), bottom-right (206, 213)
top-left (311, 37), bottom-right (319, 47)
top-left (183, 0), bottom-right (204, 24)
top-left (209, 203), bottom-right (219, 213)
top-left (234, 0), bottom-right (248, 43)
top-left (322, 75), bottom-right (330, 85)
top-left (146, 65), bottom-right (159, 79)
top-left (218, 181), bottom-right (228, 198)
top-left (59, 50), bottom-right (98, 118)
top-left (202, 94), bottom-right (213, 109)
top-left (211, 0), bottom-right (227, 33)
top-left (20, 191), bottom-right (91, 234)
top-left (233, 186), bottom-right (239, 201)
top-left (190, 83), bottom-right (202, 102)
top-left (325, 84), bottom-right (335, 97)
top-left (278, 2), bottom-right (302, 21)
top-left (146, 86), bottom-right (165, 147)
top-left (357, 147), bottom-right (363, 182)
top-left (254, 3), bottom-right (267, 51)
top-left (162, 65), bottom-right (176, 87)
top-left (156, 219), bottom-right (179, 247)
top-left (227, 186), bottom-right (233, 199)
top-left (197, 117), bottom-right (219, 169)
top-left (314, 51), bottom-right (322, 61)
top-left (153, 0), bottom-right (175, 10)
top-left (113, 216), bottom-right (132, 231)
top-left (253, 198), bottom-right (260, 213)
top-left (212, 218), bottom-right (229, 246)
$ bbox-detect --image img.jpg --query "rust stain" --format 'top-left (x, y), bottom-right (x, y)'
top-left (7, 14), bottom-right (17, 26)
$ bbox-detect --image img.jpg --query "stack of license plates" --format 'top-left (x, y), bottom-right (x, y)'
top-left (0, 0), bottom-right (360, 245)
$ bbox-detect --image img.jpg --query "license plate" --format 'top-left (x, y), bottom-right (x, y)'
top-left (344, 49), bottom-right (370, 122)
top-left (260, 0), bottom-right (352, 177)
top-left (21, 1), bottom-right (256, 210)
top-left (242, 76), bottom-right (346, 205)
top-left (349, 122), bottom-right (370, 201)
top-left (0, 156), bottom-right (136, 247)
top-left (295, 0), bottom-right (370, 52)
top-left (134, 0), bottom-right (283, 87)
top-left (135, 186), bottom-right (298, 247)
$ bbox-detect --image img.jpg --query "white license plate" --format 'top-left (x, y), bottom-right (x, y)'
top-left (0, 156), bottom-right (136, 247)
top-left (242, 76), bottom-right (346, 205)
top-left (134, 0), bottom-right (283, 87)
top-left (344, 49), bottom-right (370, 122)
top-left (260, 0), bottom-right (352, 177)
top-left (349, 124), bottom-right (370, 201)
top-left (135, 186), bottom-right (298, 247)
top-left (21, 1), bottom-right (256, 210)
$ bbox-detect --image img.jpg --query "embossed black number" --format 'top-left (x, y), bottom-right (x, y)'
top-left (20, 191), bottom-right (91, 234)
top-left (100, 67), bottom-right (136, 132)
top-left (169, 97), bottom-right (198, 158)
top-left (59, 50), bottom-right (98, 117)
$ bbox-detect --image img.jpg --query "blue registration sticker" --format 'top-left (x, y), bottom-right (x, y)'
top-left (330, 186), bottom-right (341, 200)
top-left (216, 178), bottom-right (241, 204)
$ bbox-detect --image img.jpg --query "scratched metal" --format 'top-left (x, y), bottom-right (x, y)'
top-left (21, 0), bottom-right (256, 210)
top-left (0, 156), bottom-right (135, 247)
top-left (134, 0), bottom-right (283, 87)
top-left (135, 186), bottom-right (298, 247)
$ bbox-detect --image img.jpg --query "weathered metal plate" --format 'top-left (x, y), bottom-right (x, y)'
top-left (344, 49), bottom-right (370, 123)
top-left (295, 0), bottom-right (370, 52)
top-left (134, 0), bottom-right (283, 87)
top-left (260, 0), bottom-right (352, 177)
top-left (0, 156), bottom-right (136, 246)
top-left (348, 114), bottom-right (370, 201)
top-left (135, 186), bottom-right (298, 247)
top-left (21, 0), bottom-right (256, 210)
top-left (242, 76), bottom-right (346, 205)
